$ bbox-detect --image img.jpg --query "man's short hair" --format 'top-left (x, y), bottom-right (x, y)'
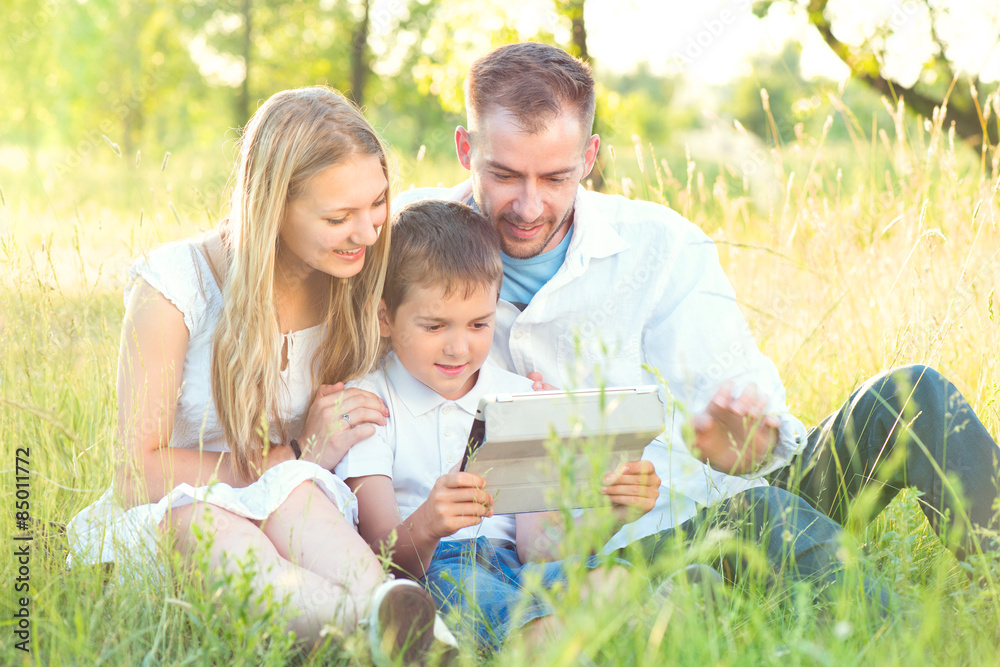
top-left (382, 200), bottom-right (503, 317)
top-left (465, 42), bottom-right (595, 134)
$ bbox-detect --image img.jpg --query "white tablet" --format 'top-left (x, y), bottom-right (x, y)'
top-left (460, 386), bottom-right (664, 514)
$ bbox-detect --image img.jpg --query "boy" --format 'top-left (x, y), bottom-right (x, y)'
top-left (335, 200), bottom-right (660, 650)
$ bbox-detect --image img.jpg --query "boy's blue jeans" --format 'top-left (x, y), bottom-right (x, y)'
top-left (423, 537), bottom-right (588, 652)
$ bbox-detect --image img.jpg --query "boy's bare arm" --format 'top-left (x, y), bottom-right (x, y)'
top-left (347, 475), bottom-right (430, 580)
top-left (348, 472), bottom-right (494, 580)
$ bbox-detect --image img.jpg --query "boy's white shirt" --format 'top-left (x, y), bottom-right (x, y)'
top-left (335, 352), bottom-right (534, 544)
top-left (396, 183), bottom-right (809, 552)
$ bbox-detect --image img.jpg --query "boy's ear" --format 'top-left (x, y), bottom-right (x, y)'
top-left (376, 299), bottom-right (391, 337)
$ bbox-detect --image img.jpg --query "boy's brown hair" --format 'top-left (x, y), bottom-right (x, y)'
top-left (382, 200), bottom-right (503, 319)
top-left (465, 42), bottom-right (595, 134)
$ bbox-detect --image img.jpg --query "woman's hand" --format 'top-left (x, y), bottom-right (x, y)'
top-left (408, 472), bottom-right (494, 541)
top-left (298, 382), bottom-right (389, 469)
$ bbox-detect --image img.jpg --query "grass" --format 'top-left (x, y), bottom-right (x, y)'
top-left (2, 91), bottom-right (1000, 665)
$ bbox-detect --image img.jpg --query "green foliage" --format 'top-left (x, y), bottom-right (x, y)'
top-left (758, 0), bottom-right (1000, 146)
top-left (725, 41), bottom-right (897, 147)
top-left (598, 63), bottom-right (698, 148)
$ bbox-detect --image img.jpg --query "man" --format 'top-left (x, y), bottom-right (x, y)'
top-left (396, 41), bottom-right (999, 613)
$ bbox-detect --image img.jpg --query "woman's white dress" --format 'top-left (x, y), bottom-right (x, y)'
top-left (67, 240), bottom-right (357, 578)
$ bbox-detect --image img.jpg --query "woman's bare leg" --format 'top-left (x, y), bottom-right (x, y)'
top-left (165, 501), bottom-right (375, 646)
top-left (260, 482), bottom-right (387, 625)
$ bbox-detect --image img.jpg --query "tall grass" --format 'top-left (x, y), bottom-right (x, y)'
top-left (2, 89), bottom-right (999, 665)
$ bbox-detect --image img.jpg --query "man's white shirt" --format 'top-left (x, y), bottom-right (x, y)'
top-left (396, 183), bottom-right (808, 552)
top-left (335, 353), bottom-right (535, 544)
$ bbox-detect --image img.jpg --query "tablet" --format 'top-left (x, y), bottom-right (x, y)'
top-left (460, 386), bottom-right (664, 514)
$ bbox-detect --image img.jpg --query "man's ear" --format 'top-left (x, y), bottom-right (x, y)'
top-left (377, 299), bottom-right (392, 337)
top-left (582, 133), bottom-right (601, 178)
top-left (456, 126), bottom-right (473, 171)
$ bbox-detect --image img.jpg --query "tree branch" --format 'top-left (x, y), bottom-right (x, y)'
top-left (806, 0), bottom-right (996, 145)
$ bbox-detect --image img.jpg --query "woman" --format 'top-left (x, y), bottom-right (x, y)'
top-left (68, 86), bottom-right (451, 663)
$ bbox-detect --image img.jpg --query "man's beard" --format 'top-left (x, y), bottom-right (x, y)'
top-left (495, 208), bottom-right (574, 259)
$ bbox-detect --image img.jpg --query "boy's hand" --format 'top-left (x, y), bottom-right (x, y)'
top-left (411, 472), bottom-right (495, 540)
top-left (688, 380), bottom-right (779, 475)
top-left (601, 460), bottom-right (660, 522)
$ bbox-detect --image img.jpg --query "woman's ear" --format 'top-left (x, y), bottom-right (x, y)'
top-left (377, 299), bottom-right (391, 337)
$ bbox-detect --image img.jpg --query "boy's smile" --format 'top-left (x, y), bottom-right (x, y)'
top-left (379, 284), bottom-right (498, 400)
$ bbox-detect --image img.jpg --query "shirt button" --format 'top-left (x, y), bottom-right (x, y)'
top-left (514, 331), bottom-right (523, 339)
top-left (444, 428), bottom-right (452, 436)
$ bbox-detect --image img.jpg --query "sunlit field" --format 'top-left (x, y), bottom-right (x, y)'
top-left (2, 91), bottom-right (999, 665)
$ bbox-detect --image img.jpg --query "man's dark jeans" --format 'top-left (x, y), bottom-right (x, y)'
top-left (620, 485), bottom-right (894, 613)
top-left (769, 364), bottom-right (1000, 559)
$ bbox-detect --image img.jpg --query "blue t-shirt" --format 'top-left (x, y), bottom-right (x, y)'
top-left (500, 229), bottom-right (572, 308)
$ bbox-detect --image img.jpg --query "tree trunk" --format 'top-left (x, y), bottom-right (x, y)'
top-left (567, 0), bottom-right (587, 61)
top-left (237, 0), bottom-right (252, 125)
top-left (555, 0), bottom-right (605, 191)
top-left (351, 0), bottom-right (371, 107)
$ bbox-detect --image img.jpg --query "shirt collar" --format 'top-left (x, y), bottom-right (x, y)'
top-left (383, 352), bottom-right (494, 417)
top-left (567, 186), bottom-right (630, 261)
top-left (453, 179), bottom-right (630, 263)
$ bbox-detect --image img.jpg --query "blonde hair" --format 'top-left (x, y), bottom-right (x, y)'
top-left (212, 86), bottom-right (391, 482)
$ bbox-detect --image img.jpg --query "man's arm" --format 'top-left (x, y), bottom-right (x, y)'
top-left (641, 226), bottom-right (807, 476)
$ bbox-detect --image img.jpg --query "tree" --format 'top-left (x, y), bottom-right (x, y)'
top-left (183, 0), bottom-right (369, 126)
top-left (756, 0), bottom-right (1000, 147)
top-left (554, 0), bottom-right (605, 190)
top-left (350, 0), bottom-right (371, 106)
top-left (555, 0), bottom-right (588, 61)
top-left (602, 62), bottom-right (694, 148)
top-left (0, 0), bottom-right (59, 162)
top-left (51, 0), bottom-right (206, 159)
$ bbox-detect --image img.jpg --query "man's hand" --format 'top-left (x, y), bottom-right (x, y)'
top-left (526, 371), bottom-right (558, 391)
top-left (602, 460), bottom-right (660, 521)
top-left (689, 380), bottom-right (779, 475)
top-left (408, 472), bottom-right (494, 541)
